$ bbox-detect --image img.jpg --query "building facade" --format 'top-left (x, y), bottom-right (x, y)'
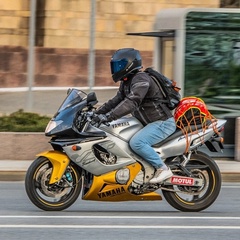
top-left (0, 0), bottom-right (235, 88)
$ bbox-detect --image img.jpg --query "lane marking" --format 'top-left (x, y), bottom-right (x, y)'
top-left (0, 216), bottom-right (239, 220)
top-left (0, 225), bottom-right (240, 229)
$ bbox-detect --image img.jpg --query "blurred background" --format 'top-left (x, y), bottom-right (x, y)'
top-left (0, 0), bottom-right (237, 90)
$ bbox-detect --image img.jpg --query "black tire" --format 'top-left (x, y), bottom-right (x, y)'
top-left (25, 156), bottom-right (82, 211)
top-left (162, 152), bottom-right (221, 212)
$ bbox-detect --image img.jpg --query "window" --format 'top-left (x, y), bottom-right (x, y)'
top-left (184, 11), bottom-right (240, 117)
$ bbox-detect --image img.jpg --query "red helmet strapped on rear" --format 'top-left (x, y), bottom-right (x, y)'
top-left (174, 96), bottom-right (218, 152)
top-left (174, 97), bottom-right (211, 126)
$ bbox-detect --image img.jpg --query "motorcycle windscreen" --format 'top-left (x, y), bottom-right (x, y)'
top-left (57, 89), bottom-right (87, 112)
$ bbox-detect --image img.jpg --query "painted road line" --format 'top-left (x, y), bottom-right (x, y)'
top-left (0, 216), bottom-right (239, 220)
top-left (0, 225), bottom-right (240, 229)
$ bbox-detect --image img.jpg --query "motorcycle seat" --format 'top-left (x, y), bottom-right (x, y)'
top-left (152, 121), bottom-right (212, 148)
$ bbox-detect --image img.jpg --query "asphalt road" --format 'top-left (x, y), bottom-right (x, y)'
top-left (0, 182), bottom-right (239, 240)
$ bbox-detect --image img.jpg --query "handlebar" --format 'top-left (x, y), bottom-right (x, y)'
top-left (75, 111), bottom-right (110, 132)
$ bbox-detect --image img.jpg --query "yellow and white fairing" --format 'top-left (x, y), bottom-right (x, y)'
top-left (36, 150), bottom-right (70, 184)
top-left (82, 162), bottom-right (162, 201)
top-left (36, 150), bottom-right (162, 201)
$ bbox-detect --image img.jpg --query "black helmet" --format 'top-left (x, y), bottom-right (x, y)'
top-left (110, 48), bottom-right (142, 82)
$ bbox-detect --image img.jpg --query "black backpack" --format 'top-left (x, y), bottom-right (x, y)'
top-left (144, 67), bottom-right (181, 110)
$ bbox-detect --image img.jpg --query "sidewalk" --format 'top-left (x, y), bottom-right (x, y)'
top-left (0, 159), bottom-right (239, 182)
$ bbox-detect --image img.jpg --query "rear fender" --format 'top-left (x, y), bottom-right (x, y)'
top-left (36, 151), bottom-right (70, 184)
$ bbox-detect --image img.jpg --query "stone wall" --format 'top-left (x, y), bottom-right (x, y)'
top-left (0, 0), bottom-right (29, 46)
top-left (0, 45), bottom-right (153, 87)
top-left (0, 132), bottom-right (49, 160)
top-left (0, 0), bottom-right (220, 50)
top-left (0, 0), bottom-right (221, 88)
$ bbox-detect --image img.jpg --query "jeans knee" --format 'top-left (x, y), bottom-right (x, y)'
top-left (129, 138), bottom-right (135, 150)
top-left (129, 137), bottom-right (142, 152)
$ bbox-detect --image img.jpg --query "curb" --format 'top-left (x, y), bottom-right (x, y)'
top-left (0, 171), bottom-right (26, 181)
top-left (220, 172), bottom-right (240, 182)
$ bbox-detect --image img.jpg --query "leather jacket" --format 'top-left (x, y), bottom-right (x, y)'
top-left (96, 71), bottom-right (173, 126)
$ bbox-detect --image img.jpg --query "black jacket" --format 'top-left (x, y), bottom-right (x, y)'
top-left (96, 71), bottom-right (173, 126)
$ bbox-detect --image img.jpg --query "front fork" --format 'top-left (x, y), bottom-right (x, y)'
top-left (36, 150), bottom-right (70, 184)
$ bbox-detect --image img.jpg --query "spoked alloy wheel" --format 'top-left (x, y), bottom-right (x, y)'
top-left (25, 156), bottom-right (82, 211)
top-left (162, 152), bottom-right (221, 212)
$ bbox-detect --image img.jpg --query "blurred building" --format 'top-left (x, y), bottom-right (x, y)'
top-left (0, 0), bottom-right (237, 88)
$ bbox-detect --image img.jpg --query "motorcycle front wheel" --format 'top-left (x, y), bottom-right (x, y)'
top-left (25, 156), bottom-right (82, 211)
top-left (162, 152), bottom-right (221, 212)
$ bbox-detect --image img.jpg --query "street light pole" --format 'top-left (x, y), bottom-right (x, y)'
top-left (26, 0), bottom-right (36, 111)
top-left (88, 0), bottom-right (96, 90)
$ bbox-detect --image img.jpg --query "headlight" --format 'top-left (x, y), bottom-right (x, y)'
top-left (116, 168), bottom-right (130, 184)
top-left (45, 120), bottom-right (63, 133)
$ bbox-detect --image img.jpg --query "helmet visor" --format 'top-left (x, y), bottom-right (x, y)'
top-left (110, 59), bottom-right (128, 74)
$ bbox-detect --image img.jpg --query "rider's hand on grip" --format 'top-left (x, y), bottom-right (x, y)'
top-left (91, 113), bottom-right (110, 126)
top-left (85, 111), bottom-right (94, 119)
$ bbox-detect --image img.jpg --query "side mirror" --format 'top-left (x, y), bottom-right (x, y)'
top-left (67, 88), bottom-right (72, 95)
top-left (87, 92), bottom-right (98, 106)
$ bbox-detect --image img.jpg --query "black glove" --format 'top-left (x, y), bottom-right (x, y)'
top-left (91, 113), bottom-right (112, 126)
top-left (94, 104), bottom-right (106, 115)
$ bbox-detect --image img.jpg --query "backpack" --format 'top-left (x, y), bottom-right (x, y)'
top-left (144, 67), bottom-right (181, 110)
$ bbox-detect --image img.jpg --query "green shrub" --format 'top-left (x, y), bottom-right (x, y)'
top-left (0, 109), bottom-right (51, 132)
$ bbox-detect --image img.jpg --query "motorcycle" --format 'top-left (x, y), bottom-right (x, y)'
top-left (25, 88), bottom-right (226, 212)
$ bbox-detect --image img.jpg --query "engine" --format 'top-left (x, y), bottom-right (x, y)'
top-left (93, 144), bottom-right (117, 165)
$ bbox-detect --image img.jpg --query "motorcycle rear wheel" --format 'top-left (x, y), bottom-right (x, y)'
top-left (162, 152), bottom-right (221, 212)
top-left (25, 156), bottom-right (82, 211)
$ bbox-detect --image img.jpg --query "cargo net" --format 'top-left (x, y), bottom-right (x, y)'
top-left (174, 97), bottom-right (218, 153)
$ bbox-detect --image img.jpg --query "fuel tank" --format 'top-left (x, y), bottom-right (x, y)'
top-left (100, 116), bottom-right (143, 141)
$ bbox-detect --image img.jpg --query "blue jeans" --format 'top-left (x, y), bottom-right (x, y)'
top-left (129, 117), bottom-right (176, 169)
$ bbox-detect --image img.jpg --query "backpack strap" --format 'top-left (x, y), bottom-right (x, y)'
top-left (143, 73), bottom-right (173, 117)
top-left (149, 74), bottom-right (168, 102)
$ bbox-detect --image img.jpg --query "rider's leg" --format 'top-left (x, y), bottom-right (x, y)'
top-left (129, 117), bottom-right (176, 183)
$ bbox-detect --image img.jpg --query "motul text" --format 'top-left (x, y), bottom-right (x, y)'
top-left (171, 176), bottom-right (194, 186)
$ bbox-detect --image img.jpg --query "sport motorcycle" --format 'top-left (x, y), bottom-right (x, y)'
top-left (25, 88), bottom-right (226, 212)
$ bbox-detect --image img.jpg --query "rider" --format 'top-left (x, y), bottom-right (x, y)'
top-left (94, 48), bottom-right (176, 183)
